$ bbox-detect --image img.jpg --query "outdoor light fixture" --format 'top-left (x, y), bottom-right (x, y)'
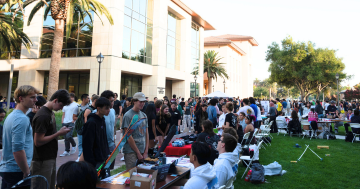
top-left (194, 75), bottom-right (197, 97)
top-left (336, 73), bottom-right (339, 109)
top-left (223, 80), bottom-right (226, 93)
top-left (96, 52), bottom-right (104, 95)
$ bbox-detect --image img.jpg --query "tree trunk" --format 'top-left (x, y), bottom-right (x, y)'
top-left (47, 19), bottom-right (65, 100)
top-left (208, 78), bottom-right (213, 94)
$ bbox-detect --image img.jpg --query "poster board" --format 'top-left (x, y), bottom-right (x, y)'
top-left (261, 101), bottom-right (269, 115)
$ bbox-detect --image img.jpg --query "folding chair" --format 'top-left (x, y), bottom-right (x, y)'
top-left (241, 132), bottom-right (250, 148)
top-left (256, 124), bottom-right (272, 145)
top-left (218, 176), bottom-right (236, 189)
top-left (276, 119), bottom-right (288, 136)
top-left (350, 123), bottom-right (360, 143)
top-left (301, 121), bottom-right (314, 140)
top-left (207, 177), bottom-right (218, 189)
top-left (240, 140), bottom-right (264, 178)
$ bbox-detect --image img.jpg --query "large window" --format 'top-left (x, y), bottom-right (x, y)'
top-left (190, 82), bottom-right (199, 97)
top-left (43, 71), bottom-right (89, 99)
top-left (121, 74), bottom-right (142, 97)
top-left (122, 0), bottom-right (153, 64)
top-left (40, 12), bottom-right (93, 58)
top-left (167, 12), bottom-right (180, 70)
top-left (191, 22), bottom-right (200, 73)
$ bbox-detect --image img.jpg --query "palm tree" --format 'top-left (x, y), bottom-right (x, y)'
top-left (192, 50), bottom-right (229, 94)
top-left (25, 0), bottom-right (114, 99)
top-left (0, 5), bottom-right (31, 59)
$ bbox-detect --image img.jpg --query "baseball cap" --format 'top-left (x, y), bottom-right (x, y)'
top-left (133, 92), bottom-right (146, 101)
top-left (331, 100), bottom-right (335, 104)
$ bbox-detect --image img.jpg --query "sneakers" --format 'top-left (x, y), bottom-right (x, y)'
top-left (70, 146), bottom-right (77, 154)
top-left (75, 157), bottom-right (80, 162)
top-left (60, 151), bottom-right (70, 157)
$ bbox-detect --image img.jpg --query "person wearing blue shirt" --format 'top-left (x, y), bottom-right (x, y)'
top-left (0, 85), bottom-right (39, 188)
top-left (282, 99), bottom-right (287, 115)
top-left (207, 99), bottom-right (218, 128)
top-left (93, 90), bottom-right (116, 170)
top-left (249, 97), bottom-right (258, 127)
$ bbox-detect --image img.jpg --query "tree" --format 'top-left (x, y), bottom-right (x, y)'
top-left (354, 83), bottom-right (360, 91)
top-left (254, 87), bottom-right (269, 99)
top-left (344, 89), bottom-right (360, 101)
top-left (253, 78), bottom-right (261, 87)
top-left (26, 0), bottom-right (113, 99)
top-left (266, 36), bottom-right (347, 101)
top-left (192, 50), bottom-right (229, 94)
top-left (0, 3), bottom-right (31, 59)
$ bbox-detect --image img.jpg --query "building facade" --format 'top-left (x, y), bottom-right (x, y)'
top-left (204, 35), bottom-right (258, 98)
top-left (0, 0), bottom-right (214, 100)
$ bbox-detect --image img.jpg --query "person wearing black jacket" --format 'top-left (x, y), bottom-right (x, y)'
top-left (315, 101), bottom-right (324, 118)
top-left (194, 104), bottom-right (208, 134)
top-left (81, 97), bottom-right (110, 178)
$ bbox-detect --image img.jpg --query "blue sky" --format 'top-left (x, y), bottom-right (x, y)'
top-left (182, 0), bottom-right (360, 87)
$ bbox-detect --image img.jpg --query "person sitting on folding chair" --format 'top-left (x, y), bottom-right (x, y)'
top-left (308, 108), bottom-right (318, 136)
top-left (223, 128), bottom-right (241, 159)
top-left (214, 133), bottom-right (238, 187)
top-left (288, 110), bottom-right (302, 135)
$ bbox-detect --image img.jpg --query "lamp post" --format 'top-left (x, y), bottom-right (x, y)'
top-left (223, 80), bottom-right (226, 93)
top-left (96, 52), bottom-right (104, 95)
top-left (212, 85), bottom-right (214, 93)
top-left (194, 75), bottom-right (197, 97)
top-left (336, 73), bottom-right (339, 109)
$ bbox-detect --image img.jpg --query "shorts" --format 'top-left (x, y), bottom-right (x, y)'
top-left (124, 152), bottom-right (138, 170)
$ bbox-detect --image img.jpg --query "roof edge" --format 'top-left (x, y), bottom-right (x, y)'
top-left (171, 0), bottom-right (215, 31)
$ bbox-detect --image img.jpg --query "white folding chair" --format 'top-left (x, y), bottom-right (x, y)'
top-left (301, 121), bottom-right (313, 140)
top-left (350, 123), bottom-right (360, 143)
top-left (241, 132), bottom-right (250, 148)
top-left (240, 140), bottom-right (264, 178)
top-left (276, 119), bottom-right (288, 136)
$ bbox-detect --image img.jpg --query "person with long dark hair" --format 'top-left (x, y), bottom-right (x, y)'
top-left (244, 115), bottom-right (256, 144)
top-left (196, 120), bottom-right (219, 164)
top-left (194, 104), bottom-right (208, 134)
top-left (288, 110), bottom-right (302, 134)
top-left (268, 102), bottom-right (277, 133)
top-left (154, 99), bottom-right (162, 113)
top-left (155, 104), bottom-right (171, 147)
top-left (163, 99), bottom-right (170, 107)
top-left (145, 104), bottom-right (157, 149)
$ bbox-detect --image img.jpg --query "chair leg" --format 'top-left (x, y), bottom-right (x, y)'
top-left (353, 134), bottom-right (356, 143)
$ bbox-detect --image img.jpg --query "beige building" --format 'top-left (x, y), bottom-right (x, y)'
top-left (204, 35), bottom-right (258, 98)
top-left (0, 0), bottom-right (214, 100)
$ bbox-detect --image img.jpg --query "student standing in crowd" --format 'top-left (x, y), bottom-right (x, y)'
top-left (93, 90), bottom-right (116, 170)
top-left (194, 104), bottom-right (208, 134)
top-left (156, 104), bottom-right (171, 147)
top-left (145, 104), bottom-right (157, 149)
top-left (76, 95), bottom-right (99, 162)
top-left (26, 96), bottom-right (47, 124)
top-left (276, 98), bottom-right (283, 116)
top-left (60, 93), bottom-right (78, 157)
top-left (207, 99), bottom-right (218, 128)
top-left (222, 102), bottom-right (237, 129)
top-left (0, 85), bottom-right (39, 188)
top-left (81, 97), bottom-right (111, 178)
top-left (218, 104), bottom-right (227, 131)
top-left (122, 92), bottom-right (148, 170)
top-left (214, 133), bottom-right (238, 187)
top-left (183, 101), bottom-right (192, 132)
top-left (31, 90), bottom-right (72, 189)
top-left (113, 93), bottom-right (122, 139)
top-left (0, 108), bottom-right (6, 149)
top-left (80, 94), bottom-right (90, 111)
top-left (169, 102), bottom-right (182, 133)
top-left (268, 102), bottom-right (277, 133)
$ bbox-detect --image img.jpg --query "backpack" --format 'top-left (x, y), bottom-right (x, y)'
top-left (249, 163), bottom-right (265, 183)
top-left (322, 131), bottom-right (336, 140)
top-left (177, 105), bottom-right (183, 116)
top-left (75, 106), bottom-right (94, 135)
top-left (345, 132), bottom-right (354, 142)
top-left (120, 100), bottom-right (126, 108)
top-left (205, 134), bottom-right (220, 151)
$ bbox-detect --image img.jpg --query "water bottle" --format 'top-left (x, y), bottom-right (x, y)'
top-left (244, 170), bottom-right (252, 182)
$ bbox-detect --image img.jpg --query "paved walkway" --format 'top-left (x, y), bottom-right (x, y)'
top-left (0, 130), bottom-right (125, 185)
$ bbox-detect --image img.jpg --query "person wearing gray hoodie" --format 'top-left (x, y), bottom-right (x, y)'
top-left (214, 133), bottom-right (238, 187)
top-left (184, 142), bottom-right (218, 189)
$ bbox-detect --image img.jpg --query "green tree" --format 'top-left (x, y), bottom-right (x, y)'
top-left (192, 50), bottom-right (229, 94)
top-left (354, 83), bottom-right (360, 91)
top-left (0, 3), bottom-right (31, 59)
top-left (253, 78), bottom-right (261, 87)
top-left (266, 36), bottom-right (347, 101)
top-left (26, 0), bottom-right (113, 99)
top-left (254, 87), bottom-right (269, 99)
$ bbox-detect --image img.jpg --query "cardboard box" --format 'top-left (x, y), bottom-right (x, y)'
top-left (129, 168), bottom-right (158, 189)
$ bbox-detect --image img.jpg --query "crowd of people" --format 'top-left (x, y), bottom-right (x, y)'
top-left (1, 84), bottom-right (359, 189)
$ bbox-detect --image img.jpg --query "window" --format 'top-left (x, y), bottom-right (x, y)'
top-left (43, 71), bottom-right (90, 99)
top-left (122, 0), bottom-right (153, 64)
top-left (190, 22), bottom-right (200, 73)
top-left (190, 82), bottom-right (199, 97)
top-left (167, 12), bottom-right (180, 70)
top-left (121, 74), bottom-right (142, 97)
top-left (40, 12), bottom-right (93, 58)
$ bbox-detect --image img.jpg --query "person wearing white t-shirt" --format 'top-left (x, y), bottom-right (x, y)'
top-left (60, 93), bottom-right (78, 156)
top-left (236, 99), bottom-right (255, 118)
top-left (217, 104), bottom-right (227, 135)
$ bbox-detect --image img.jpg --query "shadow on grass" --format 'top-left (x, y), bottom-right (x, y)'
top-left (234, 134), bottom-right (360, 188)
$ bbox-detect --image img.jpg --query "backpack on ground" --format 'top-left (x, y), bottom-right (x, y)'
top-left (75, 106), bottom-right (94, 135)
top-left (249, 163), bottom-right (265, 183)
top-left (345, 132), bottom-right (354, 142)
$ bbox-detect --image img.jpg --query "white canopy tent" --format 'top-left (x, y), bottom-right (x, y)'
top-left (205, 91), bottom-right (232, 98)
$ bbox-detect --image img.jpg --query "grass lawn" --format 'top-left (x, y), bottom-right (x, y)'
top-left (110, 165), bottom-right (127, 175)
top-left (234, 134), bottom-right (360, 188)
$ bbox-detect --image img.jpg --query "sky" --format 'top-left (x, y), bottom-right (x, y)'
top-left (181, 0), bottom-right (360, 87)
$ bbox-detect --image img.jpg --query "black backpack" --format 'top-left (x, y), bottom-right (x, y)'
top-left (74, 106), bottom-right (94, 135)
top-left (249, 163), bottom-right (265, 183)
top-left (345, 132), bottom-right (354, 142)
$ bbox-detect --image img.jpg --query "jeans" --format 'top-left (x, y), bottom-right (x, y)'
top-left (62, 123), bottom-right (76, 152)
top-left (183, 115), bottom-right (191, 130)
top-left (318, 114), bottom-right (324, 118)
top-left (77, 134), bottom-right (82, 157)
top-left (0, 172), bottom-right (30, 189)
top-left (30, 159), bottom-right (56, 189)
